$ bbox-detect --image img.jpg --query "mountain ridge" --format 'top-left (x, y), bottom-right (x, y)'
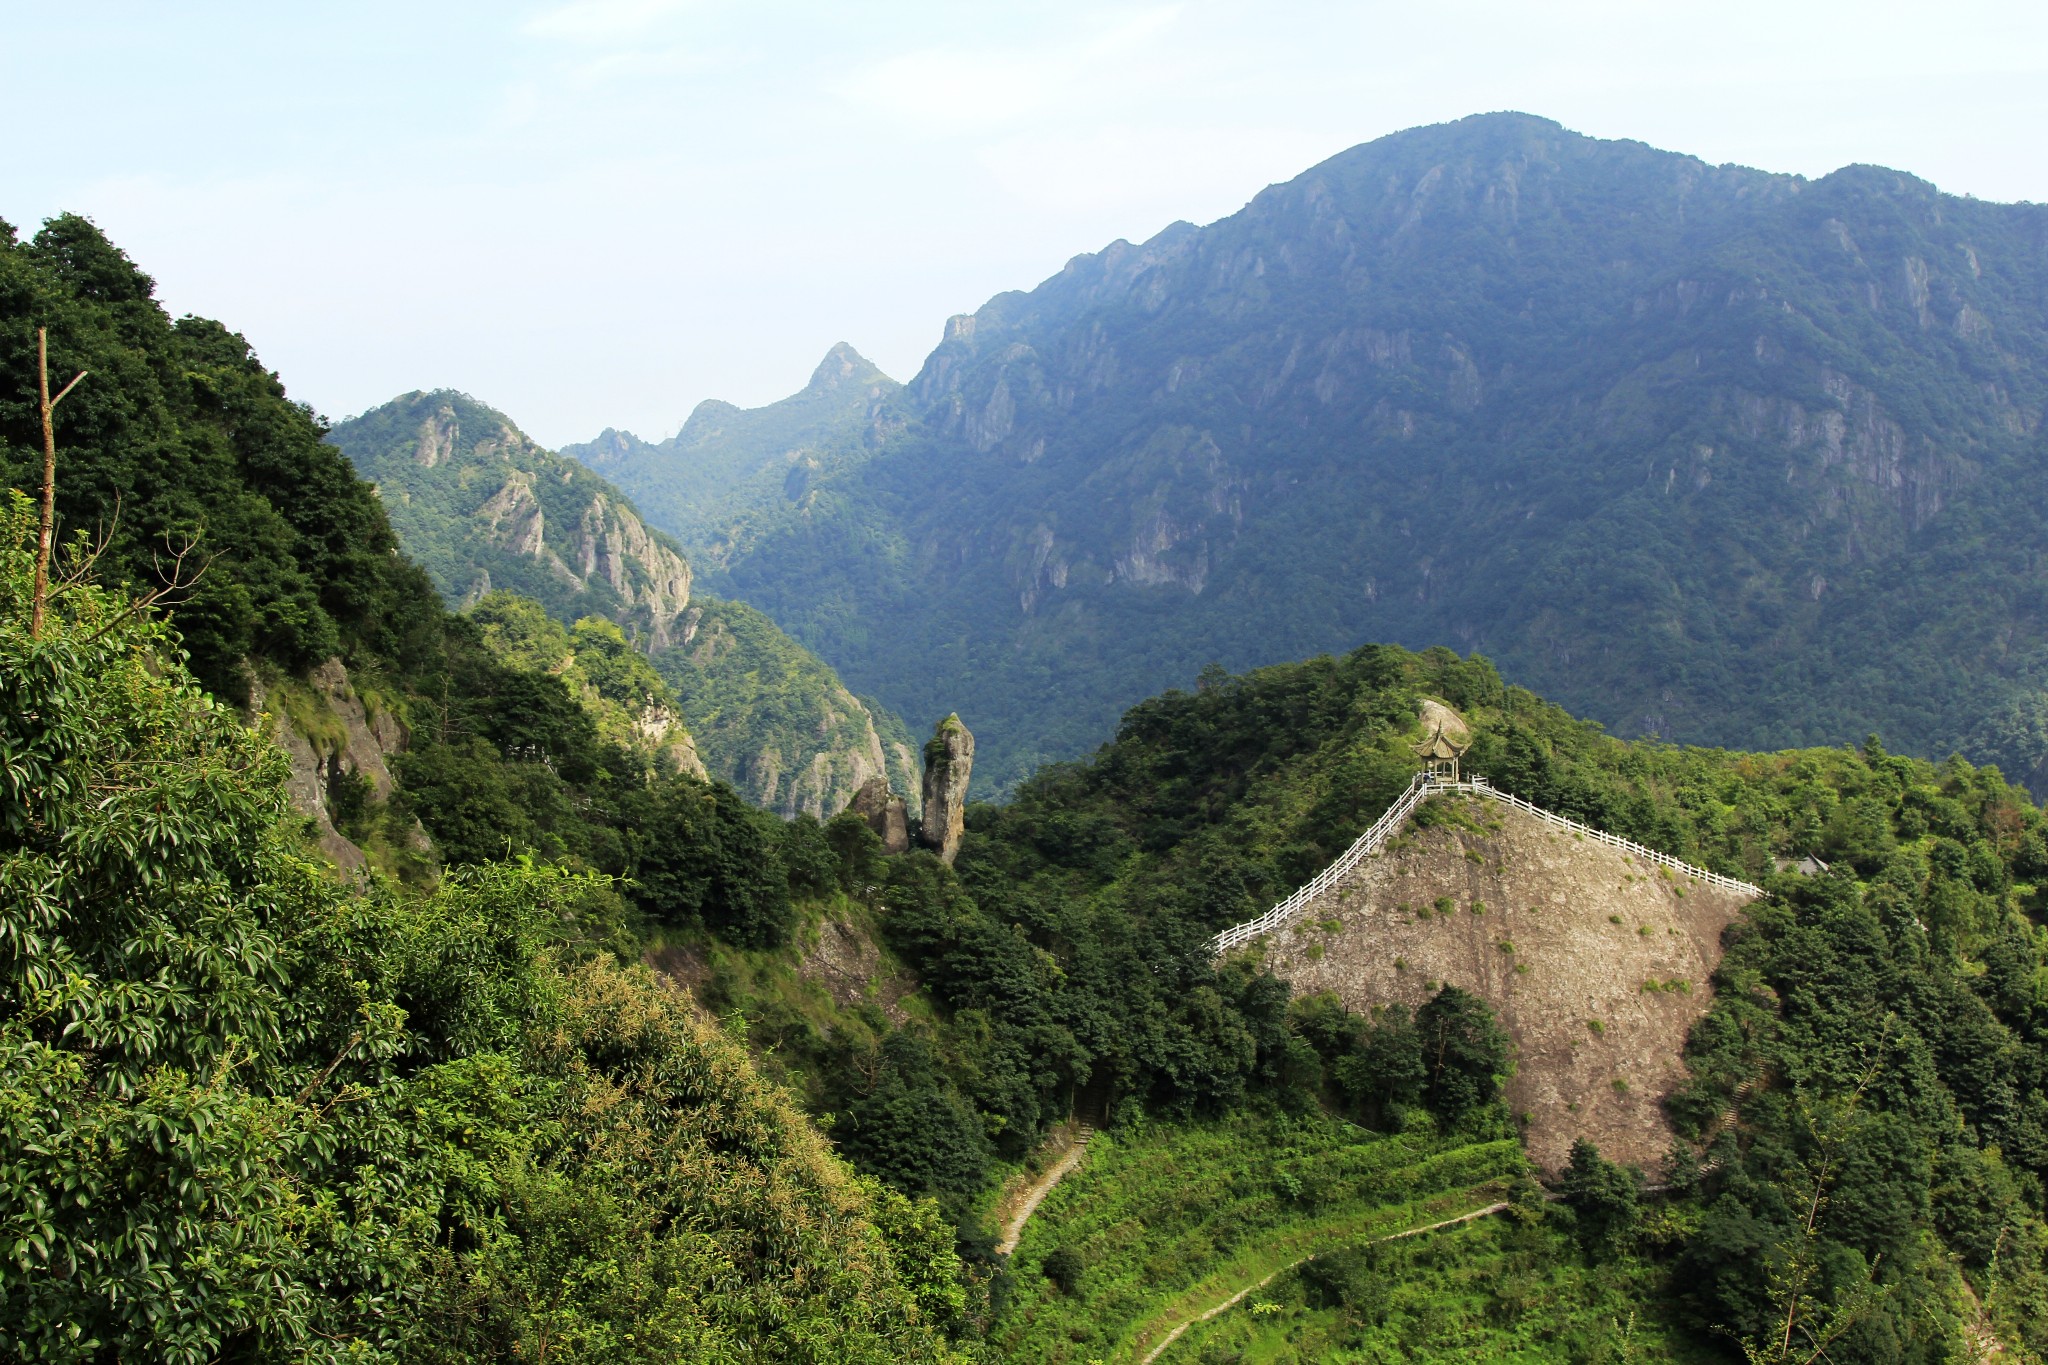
top-left (328, 390), bottom-right (921, 816)
top-left (567, 111), bottom-right (2048, 794)
top-left (562, 341), bottom-right (902, 570)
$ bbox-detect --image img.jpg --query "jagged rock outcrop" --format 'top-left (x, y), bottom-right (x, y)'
top-left (845, 776), bottom-right (910, 854)
top-left (328, 392), bottom-right (694, 646)
top-left (250, 657), bottom-right (422, 873)
top-left (330, 391), bottom-right (923, 815)
top-left (918, 714), bottom-right (973, 864)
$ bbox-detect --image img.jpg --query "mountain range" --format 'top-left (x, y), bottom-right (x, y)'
top-left (16, 124), bottom-right (2048, 1362)
top-left (568, 112), bottom-right (2048, 795)
top-left (328, 391), bottom-right (919, 817)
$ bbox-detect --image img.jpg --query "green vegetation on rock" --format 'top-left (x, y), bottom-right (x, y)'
top-left (655, 593), bottom-right (920, 818)
top-left (329, 389), bottom-right (918, 816)
top-left (470, 590), bottom-right (703, 777)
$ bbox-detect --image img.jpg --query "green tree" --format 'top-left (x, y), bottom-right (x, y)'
top-left (1415, 985), bottom-right (1512, 1122)
top-left (1560, 1138), bottom-right (1644, 1251)
top-left (0, 494), bottom-right (963, 1362)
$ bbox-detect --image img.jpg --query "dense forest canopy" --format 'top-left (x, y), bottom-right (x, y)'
top-left (0, 214), bottom-right (442, 702)
top-left (671, 633), bottom-right (2048, 1356)
top-left (12, 192), bottom-right (2048, 1361)
top-left (0, 496), bottom-right (965, 1362)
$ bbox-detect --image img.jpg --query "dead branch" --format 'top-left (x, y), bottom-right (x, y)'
top-left (293, 1030), bottom-right (363, 1105)
top-left (77, 531), bottom-right (213, 645)
top-left (52, 492), bottom-right (123, 591)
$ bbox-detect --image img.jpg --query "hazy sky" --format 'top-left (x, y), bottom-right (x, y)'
top-left (8, 1), bottom-right (2046, 447)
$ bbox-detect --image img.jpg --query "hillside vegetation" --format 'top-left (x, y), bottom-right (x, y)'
top-left (992, 1111), bottom-right (1525, 1363)
top-left (0, 499), bottom-right (964, 1363)
top-left (0, 215), bottom-right (438, 705)
top-left (661, 628), bottom-right (2048, 1357)
top-left (591, 113), bottom-right (2048, 795)
top-left (16, 210), bottom-right (2048, 1361)
top-left (328, 390), bottom-right (919, 816)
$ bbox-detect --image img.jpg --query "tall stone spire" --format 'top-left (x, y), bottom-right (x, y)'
top-left (918, 713), bottom-right (974, 864)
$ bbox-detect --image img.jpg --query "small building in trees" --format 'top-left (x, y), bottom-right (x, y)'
top-left (1417, 724), bottom-right (1469, 782)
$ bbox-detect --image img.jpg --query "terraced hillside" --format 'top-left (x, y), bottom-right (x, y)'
top-left (991, 1112), bottom-right (1525, 1364)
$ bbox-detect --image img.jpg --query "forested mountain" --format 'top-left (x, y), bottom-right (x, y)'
top-left (563, 340), bottom-right (900, 562)
top-left (0, 508), bottom-right (966, 1362)
top-left (330, 391), bottom-right (919, 817)
top-left (21, 132), bottom-right (2048, 1363)
top-left (330, 390), bottom-right (698, 644)
top-left (0, 215), bottom-right (440, 705)
top-left (592, 113), bottom-right (2048, 794)
top-left (686, 635), bottom-right (2048, 1358)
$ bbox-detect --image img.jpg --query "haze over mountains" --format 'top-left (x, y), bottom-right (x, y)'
top-left (571, 112), bottom-right (2048, 794)
top-left (564, 342), bottom-right (903, 564)
top-left (17, 106), bottom-right (2048, 1360)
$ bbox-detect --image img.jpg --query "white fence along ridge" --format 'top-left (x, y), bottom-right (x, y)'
top-left (1208, 773), bottom-right (1764, 956)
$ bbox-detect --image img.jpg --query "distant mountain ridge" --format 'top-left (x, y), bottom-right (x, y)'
top-left (567, 112), bottom-right (2048, 794)
top-left (329, 392), bottom-right (919, 816)
top-left (563, 342), bottom-right (901, 569)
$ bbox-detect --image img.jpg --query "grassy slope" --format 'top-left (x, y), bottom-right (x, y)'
top-left (1166, 1209), bottom-right (1717, 1364)
top-left (991, 1110), bottom-right (1526, 1363)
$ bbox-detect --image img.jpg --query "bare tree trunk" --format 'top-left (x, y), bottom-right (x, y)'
top-left (33, 328), bottom-right (55, 636)
top-left (30, 327), bottom-right (86, 638)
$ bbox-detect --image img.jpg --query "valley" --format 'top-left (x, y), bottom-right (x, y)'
top-left (8, 113), bottom-right (2048, 1365)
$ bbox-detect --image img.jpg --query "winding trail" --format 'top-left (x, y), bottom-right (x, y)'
top-left (996, 1125), bottom-right (1093, 1257)
top-left (1134, 1199), bottom-right (1512, 1364)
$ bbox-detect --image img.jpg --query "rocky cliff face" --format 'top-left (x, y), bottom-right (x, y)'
top-left (251, 657), bottom-right (425, 874)
top-left (335, 393), bottom-right (694, 645)
top-left (845, 775), bottom-right (910, 854)
top-left (918, 714), bottom-right (973, 864)
top-left (331, 392), bottom-right (919, 815)
top-left (660, 598), bottom-right (919, 819)
top-left (657, 113), bottom-right (2048, 794)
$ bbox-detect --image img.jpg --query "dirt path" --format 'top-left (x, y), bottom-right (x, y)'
top-left (995, 1124), bottom-right (1093, 1257)
top-left (1134, 1199), bottom-right (1511, 1364)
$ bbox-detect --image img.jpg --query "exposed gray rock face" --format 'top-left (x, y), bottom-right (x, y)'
top-left (918, 714), bottom-right (973, 864)
top-left (845, 775), bottom-right (910, 855)
top-left (250, 656), bottom-right (423, 873)
top-left (329, 392), bottom-right (694, 647)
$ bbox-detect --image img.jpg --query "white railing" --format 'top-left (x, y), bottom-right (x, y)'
top-left (1208, 772), bottom-right (1763, 955)
top-left (1441, 778), bottom-right (1765, 898)
top-left (1208, 772), bottom-right (1433, 954)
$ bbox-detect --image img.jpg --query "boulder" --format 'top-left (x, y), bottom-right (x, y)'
top-left (846, 775), bottom-right (910, 855)
top-left (918, 714), bottom-right (974, 864)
